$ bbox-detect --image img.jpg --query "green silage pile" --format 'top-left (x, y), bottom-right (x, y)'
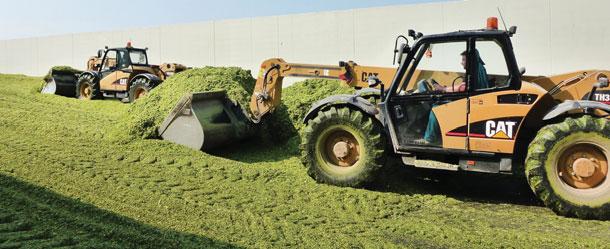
top-left (3, 73), bottom-right (610, 249)
top-left (282, 79), bottom-right (355, 131)
top-left (108, 67), bottom-right (256, 141)
top-left (43, 66), bottom-right (82, 82)
top-left (108, 69), bottom-right (357, 145)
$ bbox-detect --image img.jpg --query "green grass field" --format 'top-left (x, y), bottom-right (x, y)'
top-left (0, 74), bottom-right (608, 248)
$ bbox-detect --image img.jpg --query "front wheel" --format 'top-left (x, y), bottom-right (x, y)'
top-left (526, 116), bottom-right (609, 220)
top-left (300, 106), bottom-right (386, 187)
top-left (128, 77), bottom-right (153, 103)
top-left (75, 74), bottom-right (100, 100)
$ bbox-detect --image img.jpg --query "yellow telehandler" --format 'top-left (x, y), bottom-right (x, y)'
top-left (160, 18), bottom-right (609, 219)
top-left (41, 43), bottom-right (187, 102)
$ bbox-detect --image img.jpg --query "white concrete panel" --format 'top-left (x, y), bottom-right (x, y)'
top-left (119, 27), bottom-right (161, 65)
top-left (4, 38), bottom-right (38, 75)
top-left (0, 40), bottom-right (7, 74)
top-left (495, 0), bottom-right (553, 76)
top-left (252, 16), bottom-right (279, 69)
top-left (284, 10), bottom-right (354, 65)
top-left (354, 3), bottom-right (444, 67)
top-left (549, 0), bottom-right (610, 74)
top-left (72, 31), bottom-right (123, 70)
top-left (335, 10), bottom-right (356, 61)
top-left (36, 35), bottom-right (73, 74)
top-left (159, 22), bottom-right (215, 67)
top-left (443, 0), bottom-right (552, 75)
top-left (213, 18), bottom-right (253, 68)
top-left (1, 0), bottom-right (609, 80)
top-left (277, 15), bottom-right (294, 60)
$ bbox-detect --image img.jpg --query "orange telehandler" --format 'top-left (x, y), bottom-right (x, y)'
top-left (160, 18), bottom-right (609, 219)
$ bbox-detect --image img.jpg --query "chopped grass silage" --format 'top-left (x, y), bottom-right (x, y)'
top-left (282, 79), bottom-right (355, 132)
top-left (108, 67), bottom-right (256, 141)
top-left (42, 65), bottom-right (82, 82)
top-left (107, 69), bottom-right (353, 145)
top-left (1, 74), bottom-right (609, 248)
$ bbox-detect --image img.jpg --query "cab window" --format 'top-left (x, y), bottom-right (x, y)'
top-left (129, 50), bottom-right (148, 65)
top-left (102, 50), bottom-right (117, 71)
top-left (471, 39), bottom-right (512, 91)
top-left (117, 50), bottom-right (130, 69)
top-left (398, 40), bottom-right (469, 95)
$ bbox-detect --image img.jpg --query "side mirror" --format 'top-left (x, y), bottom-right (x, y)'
top-left (595, 76), bottom-right (609, 88)
top-left (408, 29), bottom-right (416, 38)
top-left (395, 44), bottom-right (408, 65)
top-left (97, 49), bottom-right (104, 58)
top-left (509, 26), bottom-right (518, 35)
top-left (407, 30), bottom-right (423, 40)
top-left (519, 67), bottom-right (526, 76)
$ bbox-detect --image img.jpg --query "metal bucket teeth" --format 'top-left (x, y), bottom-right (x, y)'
top-left (158, 91), bottom-right (253, 151)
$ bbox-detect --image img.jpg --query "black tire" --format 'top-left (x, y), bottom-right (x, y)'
top-left (75, 74), bottom-right (100, 100)
top-left (525, 116), bottom-right (610, 220)
top-left (128, 77), bottom-right (153, 103)
top-left (300, 106), bottom-right (386, 187)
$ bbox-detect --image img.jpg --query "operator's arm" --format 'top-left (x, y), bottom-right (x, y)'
top-left (434, 81), bottom-right (466, 93)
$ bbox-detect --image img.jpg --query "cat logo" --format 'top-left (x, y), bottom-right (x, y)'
top-left (485, 120), bottom-right (517, 139)
top-left (361, 72), bottom-right (379, 82)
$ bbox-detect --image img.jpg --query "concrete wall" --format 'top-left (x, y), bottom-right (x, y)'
top-left (1, 0), bottom-right (608, 82)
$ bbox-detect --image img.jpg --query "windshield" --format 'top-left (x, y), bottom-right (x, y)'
top-left (129, 50), bottom-right (148, 65)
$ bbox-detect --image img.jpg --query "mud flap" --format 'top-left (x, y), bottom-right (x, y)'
top-left (158, 91), bottom-right (254, 151)
top-left (41, 70), bottom-right (79, 97)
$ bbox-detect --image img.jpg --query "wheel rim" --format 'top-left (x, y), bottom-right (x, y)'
top-left (79, 83), bottom-right (92, 99)
top-left (317, 127), bottom-right (361, 168)
top-left (134, 87), bottom-right (147, 100)
top-left (557, 143), bottom-right (608, 190)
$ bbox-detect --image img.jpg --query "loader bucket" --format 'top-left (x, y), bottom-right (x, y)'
top-left (158, 91), bottom-right (253, 151)
top-left (41, 70), bottom-right (79, 97)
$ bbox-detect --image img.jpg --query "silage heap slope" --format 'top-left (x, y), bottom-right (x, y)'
top-left (110, 69), bottom-right (353, 144)
top-left (0, 74), bottom-right (609, 248)
top-left (282, 79), bottom-right (354, 132)
top-left (112, 67), bottom-right (256, 140)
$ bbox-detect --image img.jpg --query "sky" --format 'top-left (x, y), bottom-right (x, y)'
top-left (0, 0), bottom-right (446, 40)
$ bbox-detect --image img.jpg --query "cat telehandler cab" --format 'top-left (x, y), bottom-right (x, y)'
top-left (299, 18), bottom-right (609, 220)
top-left (41, 43), bottom-right (187, 102)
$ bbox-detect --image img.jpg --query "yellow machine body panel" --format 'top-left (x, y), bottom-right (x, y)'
top-left (432, 98), bottom-right (468, 150)
top-left (525, 70), bottom-right (610, 103)
top-left (425, 81), bottom-right (549, 153)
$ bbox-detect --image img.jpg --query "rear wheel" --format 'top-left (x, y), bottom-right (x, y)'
top-left (300, 106), bottom-right (386, 187)
top-left (128, 77), bottom-right (153, 103)
top-left (526, 116), bottom-right (609, 219)
top-left (75, 74), bottom-right (100, 100)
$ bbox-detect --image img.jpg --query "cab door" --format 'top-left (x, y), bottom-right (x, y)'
top-left (464, 38), bottom-right (525, 154)
top-left (99, 50), bottom-right (118, 91)
top-left (99, 50), bottom-right (131, 92)
top-left (388, 39), bottom-right (473, 151)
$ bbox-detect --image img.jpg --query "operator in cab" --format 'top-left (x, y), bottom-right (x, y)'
top-left (414, 50), bottom-right (489, 145)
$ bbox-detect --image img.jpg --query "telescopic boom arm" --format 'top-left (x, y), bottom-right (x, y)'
top-left (249, 58), bottom-right (396, 122)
